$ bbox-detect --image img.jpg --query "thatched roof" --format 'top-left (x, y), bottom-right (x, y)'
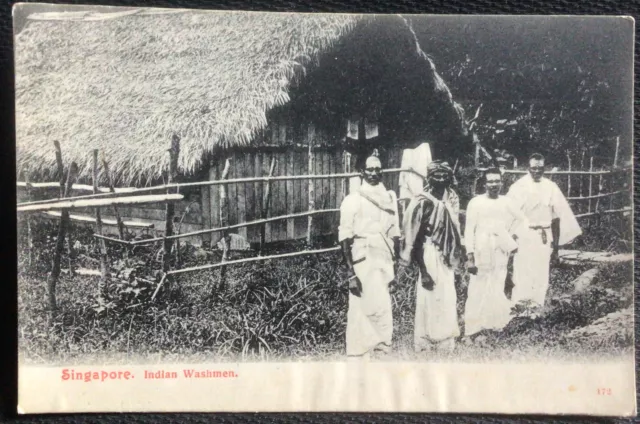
top-left (15, 8), bottom-right (466, 185)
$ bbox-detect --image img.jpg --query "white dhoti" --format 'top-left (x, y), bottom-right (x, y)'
top-left (463, 203), bottom-right (520, 337)
top-left (511, 228), bottom-right (552, 307)
top-left (464, 249), bottom-right (513, 337)
top-left (346, 234), bottom-right (394, 356)
top-left (414, 239), bottom-right (460, 351)
top-left (507, 175), bottom-right (582, 308)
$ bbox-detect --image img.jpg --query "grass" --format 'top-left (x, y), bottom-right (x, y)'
top-left (17, 216), bottom-right (634, 365)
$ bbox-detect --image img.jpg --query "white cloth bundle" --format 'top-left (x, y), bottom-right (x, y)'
top-left (399, 143), bottom-right (432, 201)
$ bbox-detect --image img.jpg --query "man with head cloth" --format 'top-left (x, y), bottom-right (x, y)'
top-left (339, 151), bottom-right (401, 359)
top-left (399, 160), bottom-right (463, 353)
top-left (507, 153), bottom-right (581, 311)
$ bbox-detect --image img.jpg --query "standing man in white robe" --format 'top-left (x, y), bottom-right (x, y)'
top-left (400, 161), bottom-right (463, 353)
top-left (507, 153), bottom-right (582, 310)
top-left (464, 168), bottom-right (527, 337)
top-left (339, 153), bottom-right (401, 359)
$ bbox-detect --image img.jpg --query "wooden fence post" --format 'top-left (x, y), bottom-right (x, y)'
top-left (609, 137), bottom-right (621, 219)
top-left (595, 173), bottom-right (604, 215)
top-left (473, 134), bottom-right (480, 168)
top-left (587, 156), bottom-right (594, 227)
top-left (53, 141), bottom-right (76, 276)
top-left (201, 159), bottom-right (212, 248)
top-left (163, 135), bottom-right (180, 277)
top-left (46, 161), bottom-right (78, 311)
top-left (306, 124), bottom-right (315, 246)
top-left (24, 166), bottom-right (33, 267)
top-left (342, 151), bottom-right (351, 198)
top-left (93, 150), bottom-right (109, 299)
top-left (286, 153), bottom-right (295, 241)
top-left (578, 150), bottom-right (585, 214)
top-left (260, 158), bottom-right (277, 252)
top-left (54, 140), bottom-right (64, 198)
top-left (566, 152), bottom-right (572, 198)
top-left (101, 152), bottom-right (126, 240)
top-left (216, 158), bottom-right (231, 292)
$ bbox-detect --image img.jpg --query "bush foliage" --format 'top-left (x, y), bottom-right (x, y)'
top-left (18, 217), bottom-right (633, 364)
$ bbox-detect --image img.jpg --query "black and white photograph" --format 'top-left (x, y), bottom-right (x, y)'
top-left (14, 4), bottom-right (635, 415)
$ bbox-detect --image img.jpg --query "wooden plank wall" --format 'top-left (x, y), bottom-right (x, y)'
top-left (204, 147), bottom-right (355, 245)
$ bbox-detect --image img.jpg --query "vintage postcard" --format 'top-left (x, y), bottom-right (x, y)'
top-left (14, 4), bottom-right (635, 415)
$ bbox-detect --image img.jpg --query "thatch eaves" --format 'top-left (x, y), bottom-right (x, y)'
top-left (15, 9), bottom-right (465, 186)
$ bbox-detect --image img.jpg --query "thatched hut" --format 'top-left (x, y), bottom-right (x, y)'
top-left (15, 8), bottom-right (469, 245)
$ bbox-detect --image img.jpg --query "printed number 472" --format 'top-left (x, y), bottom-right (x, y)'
top-left (597, 388), bottom-right (612, 395)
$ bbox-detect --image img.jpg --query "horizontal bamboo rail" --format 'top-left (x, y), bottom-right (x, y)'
top-left (41, 211), bottom-right (154, 229)
top-left (574, 206), bottom-right (632, 219)
top-left (92, 208), bottom-right (340, 246)
top-left (18, 193), bottom-right (184, 213)
top-left (166, 246), bottom-right (342, 276)
top-left (128, 208), bottom-right (340, 245)
top-left (18, 165), bottom-right (631, 210)
top-left (93, 234), bottom-right (129, 245)
top-left (17, 168), bottom-right (422, 209)
top-left (477, 167), bottom-right (631, 176)
top-left (566, 189), bottom-right (629, 201)
top-left (17, 181), bottom-right (135, 193)
top-left (165, 245), bottom-right (632, 277)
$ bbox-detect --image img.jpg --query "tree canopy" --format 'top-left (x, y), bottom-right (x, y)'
top-left (410, 16), bottom-right (633, 168)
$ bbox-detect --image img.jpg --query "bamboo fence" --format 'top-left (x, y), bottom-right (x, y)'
top-left (18, 141), bottom-right (632, 305)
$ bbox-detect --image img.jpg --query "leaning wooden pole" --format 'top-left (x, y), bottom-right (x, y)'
top-left (163, 135), bottom-right (181, 277)
top-left (93, 150), bottom-right (109, 300)
top-left (101, 152), bottom-right (126, 240)
top-left (216, 158), bottom-right (231, 292)
top-left (46, 162), bottom-right (78, 311)
top-left (260, 157), bottom-right (277, 253)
